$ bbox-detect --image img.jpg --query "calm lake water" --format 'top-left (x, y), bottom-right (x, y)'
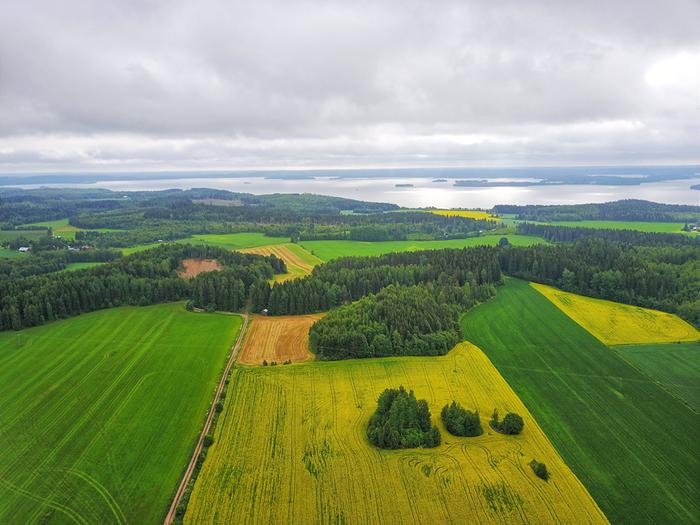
top-left (19, 176), bottom-right (700, 208)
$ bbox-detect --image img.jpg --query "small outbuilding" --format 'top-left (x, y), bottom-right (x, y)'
top-left (18, 246), bottom-right (30, 252)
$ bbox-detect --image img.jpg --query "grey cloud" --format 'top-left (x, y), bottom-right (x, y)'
top-left (0, 0), bottom-right (698, 170)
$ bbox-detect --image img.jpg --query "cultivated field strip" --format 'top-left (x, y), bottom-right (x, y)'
top-left (184, 343), bottom-right (608, 525)
top-left (237, 314), bottom-right (323, 365)
top-left (462, 279), bottom-right (700, 524)
top-left (531, 282), bottom-right (700, 345)
top-left (0, 304), bottom-right (241, 524)
top-left (241, 243), bottom-right (322, 282)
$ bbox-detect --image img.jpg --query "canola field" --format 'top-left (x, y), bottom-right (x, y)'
top-left (531, 282), bottom-right (700, 345)
top-left (185, 342), bottom-right (608, 525)
top-left (241, 243), bottom-right (321, 282)
top-left (430, 209), bottom-right (498, 220)
top-left (0, 303), bottom-right (241, 524)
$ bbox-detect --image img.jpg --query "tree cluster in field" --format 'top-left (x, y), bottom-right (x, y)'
top-left (257, 247), bottom-right (502, 315)
top-left (309, 284), bottom-right (477, 359)
top-left (495, 199), bottom-right (700, 223)
top-left (441, 402), bottom-right (483, 437)
top-left (500, 238), bottom-right (700, 327)
top-left (367, 387), bottom-right (441, 449)
top-left (0, 244), bottom-right (284, 331)
top-left (489, 409), bottom-right (524, 435)
top-left (517, 222), bottom-right (698, 247)
top-left (530, 460), bottom-right (549, 481)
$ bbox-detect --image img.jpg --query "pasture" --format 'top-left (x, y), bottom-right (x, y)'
top-left (0, 247), bottom-right (28, 258)
top-left (615, 342), bottom-right (700, 412)
top-left (461, 279), bottom-right (700, 524)
top-left (62, 262), bottom-right (106, 272)
top-left (241, 243), bottom-right (321, 282)
top-left (237, 314), bottom-right (324, 365)
top-left (185, 342), bottom-right (607, 525)
top-left (300, 234), bottom-right (546, 262)
top-left (121, 232), bottom-right (289, 255)
top-left (532, 282), bottom-right (700, 345)
top-left (21, 218), bottom-right (82, 240)
top-left (0, 230), bottom-right (47, 243)
top-left (0, 303), bottom-right (242, 524)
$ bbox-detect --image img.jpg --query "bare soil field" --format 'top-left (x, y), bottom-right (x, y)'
top-left (178, 258), bottom-right (222, 278)
top-left (238, 313), bottom-right (324, 365)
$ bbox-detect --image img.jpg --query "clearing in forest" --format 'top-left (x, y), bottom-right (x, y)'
top-left (178, 258), bottom-right (222, 278)
top-left (531, 282), bottom-right (700, 345)
top-left (462, 279), bottom-right (700, 524)
top-left (184, 342), bottom-right (608, 525)
top-left (238, 313), bottom-right (323, 364)
top-left (0, 303), bottom-right (241, 524)
top-left (241, 243), bottom-right (321, 282)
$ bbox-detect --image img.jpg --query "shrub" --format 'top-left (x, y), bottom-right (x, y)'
top-left (214, 402), bottom-right (224, 413)
top-left (530, 460), bottom-right (549, 481)
top-left (441, 401), bottom-right (483, 437)
top-left (203, 435), bottom-right (215, 447)
top-left (490, 409), bottom-right (524, 435)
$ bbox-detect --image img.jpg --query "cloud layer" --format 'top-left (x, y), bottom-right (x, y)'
top-left (1, 0), bottom-right (699, 171)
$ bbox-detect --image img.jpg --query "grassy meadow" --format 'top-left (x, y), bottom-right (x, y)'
top-left (0, 303), bottom-right (242, 524)
top-left (615, 342), bottom-right (700, 412)
top-left (185, 342), bottom-right (607, 524)
top-left (121, 232), bottom-right (289, 255)
top-left (461, 279), bottom-right (700, 524)
top-left (532, 282), bottom-right (700, 345)
top-left (241, 243), bottom-right (322, 282)
top-left (0, 230), bottom-right (47, 243)
top-left (300, 234), bottom-right (546, 262)
top-left (0, 247), bottom-right (28, 258)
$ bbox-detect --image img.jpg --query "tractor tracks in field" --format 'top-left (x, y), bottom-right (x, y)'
top-left (163, 312), bottom-right (250, 525)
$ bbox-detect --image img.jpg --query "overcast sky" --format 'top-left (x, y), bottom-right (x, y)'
top-left (1, 0), bottom-right (698, 173)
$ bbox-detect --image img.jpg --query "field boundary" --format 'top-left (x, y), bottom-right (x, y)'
top-left (162, 312), bottom-right (249, 525)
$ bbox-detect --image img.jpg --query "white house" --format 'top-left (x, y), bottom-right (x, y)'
top-left (18, 246), bottom-right (30, 252)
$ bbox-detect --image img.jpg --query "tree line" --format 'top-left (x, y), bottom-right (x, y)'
top-left (0, 244), bottom-right (283, 331)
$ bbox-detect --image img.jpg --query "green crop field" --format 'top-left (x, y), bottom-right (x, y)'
top-left (121, 232), bottom-right (290, 255)
top-left (0, 247), bottom-right (28, 258)
top-left (0, 230), bottom-right (47, 243)
top-left (0, 303), bottom-right (242, 524)
top-left (499, 217), bottom-right (696, 235)
top-left (62, 262), bottom-right (107, 272)
top-left (615, 342), bottom-right (700, 412)
top-left (300, 234), bottom-right (546, 262)
top-left (461, 279), bottom-right (700, 524)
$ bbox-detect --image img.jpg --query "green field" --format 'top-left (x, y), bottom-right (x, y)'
top-left (0, 303), bottom-right (242, 524)
top-left (0, 230), bottom-right (47, 243)
top-left (121, 232), bottom-right (290, 255)
top-left (300, 234), bottom-right (546, 262)
top-left (615, 342), bottom-right (700, 412)
top-left (0, 247), bottom-right (28, 258)
top-left (499, 217), bottom-right (696, 235)
top-left (461, 279), bottom-right (700, 524)
top-left (62, 262), bottom-right (107, 272)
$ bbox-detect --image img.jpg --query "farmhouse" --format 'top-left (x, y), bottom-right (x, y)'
top-left (18, 246), bottom-right (30, 252)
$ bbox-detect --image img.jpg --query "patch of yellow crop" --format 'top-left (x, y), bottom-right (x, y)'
top-left (185, 342), bottom-right (608, 525)
top-left (238, 313), bottom-right (324, 365)
top-left (431, 209), bottom-right (497, 220)
top-left (241, 243), bottom-right (322, 283)
top-left (532, 282), bottom-right (700, 345)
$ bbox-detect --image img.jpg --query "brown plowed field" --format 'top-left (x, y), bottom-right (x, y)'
top-left (238, 314), bottom-right (324, 365)
top-left (178, 258), bottom-right (222, 278)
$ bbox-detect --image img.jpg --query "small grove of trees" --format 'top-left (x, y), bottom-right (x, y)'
top-left (530, 460), bottom-right (549, 481)
top-left (441, 401), bottom-right (483, 437)
top-left (490, 409), bottom-right (524, 435)
top-left (367, 386), bottom-right (441, 449)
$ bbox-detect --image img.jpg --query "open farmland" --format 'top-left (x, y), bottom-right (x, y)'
top-left (0, 303), bottom-right (242, 524)
top-left (241, 243), bottom-right (321, 282)
top-left (461, 279), bottom-right (700, 524)
top-left (532, 282), bottom-right (700, 345)
top-left (300, 234), bottom-right (546, 262)
top-left (121, 232), bottom-right (290, 255)
top-left (0, 247), bottom-right (28, 258)
top-left (615, 342), bottom-right (700, 411)
top-left (185, 342), bottom-right (607, 525)
top-left (430, 209), bottom-right (497, 220)
top-left (238, 313), bottom-right (323, 365)
top-left (0, 230), bottom-right (48, 243)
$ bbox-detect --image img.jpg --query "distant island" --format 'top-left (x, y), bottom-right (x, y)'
top-left (432, 178), bottom-right (448, 183)
top-left (691, 184), bottom-right (700, 190)
top-left (454, 180), bottom-right (548, 187)
top-left (395, 183), bottom-right (414, 187)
